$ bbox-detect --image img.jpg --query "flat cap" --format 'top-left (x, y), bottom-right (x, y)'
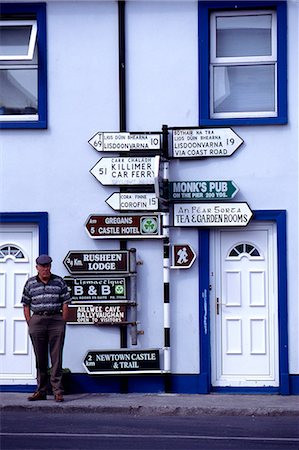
top-left (36, 254), bottom-right (52, 265)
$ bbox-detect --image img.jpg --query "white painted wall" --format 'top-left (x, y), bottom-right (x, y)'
top-left (1, 1), bottom-right (298, 376)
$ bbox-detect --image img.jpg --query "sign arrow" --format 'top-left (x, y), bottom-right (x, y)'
top-left (106, 192), bottom-right (159, 211)
top-left (88, 131), bottom-right (161, 152)
top-left (171, 244), bottom-right (196, 269)
top-left (90, 156), bottom-right (160, 186)
top-left (169, 180), bottom-right (239, 201)
top-left (172, 128), bottom-right (243, 158)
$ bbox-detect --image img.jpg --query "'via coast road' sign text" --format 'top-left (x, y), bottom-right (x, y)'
top-left (173, 203), bottom-right (252, 227)
top-left (85, 214), bottom-right (164, 239)
top-left (90, 156), bottom-right (160, 186)
top-left (106, 192), bottom-right (158, 211)
top-left (169, 180), bottom-right (238, 201)
top-left (89, 132), bottom-right (161, 152)
top-left (63, 250), bottom-right (129, 275)
top-left (64, 277), bottom-right (127, 301)
top-left (172, 128), bottom-right (243, 158)
top-left (83, 349), bottom-right (160, 374)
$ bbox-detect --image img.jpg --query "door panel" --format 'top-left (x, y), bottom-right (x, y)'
top-left (211, 223), bottom-right (279, 387)
top-left (0, 225), bottom-right (38, 384)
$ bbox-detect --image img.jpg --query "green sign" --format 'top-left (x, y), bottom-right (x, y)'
top-left (169, 180), bottom-right (238, 201)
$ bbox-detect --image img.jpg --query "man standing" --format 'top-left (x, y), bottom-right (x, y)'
top-left (21, 254), bottom-right (71, 402)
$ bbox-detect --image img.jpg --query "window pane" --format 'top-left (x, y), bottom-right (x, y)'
top-left (0, 26), bottom-right (32, 57)
top-left (0, 69), bottom-right (37, 115)
top-left (216, 15), bottom-right (272, 57)
top-left (213, 65), bottom-right (275, 113)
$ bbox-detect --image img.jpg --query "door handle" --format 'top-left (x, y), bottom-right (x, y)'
top-left (216, 297), bottom-right (224, 315)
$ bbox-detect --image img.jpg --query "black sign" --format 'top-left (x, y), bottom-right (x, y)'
top-left (83, 349), bottom-right (160, 373)
top-left (65, 277), bottom-right (127, 301)
top-left (66, 304), bottom-right (127, 325)
top-left (63, 250), bottom-right (129, 275)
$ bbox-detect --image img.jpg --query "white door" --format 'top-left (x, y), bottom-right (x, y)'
top-left (210, 222), bottom-right (279, 387)
top-left (0, 224), bottom-right (39, 384)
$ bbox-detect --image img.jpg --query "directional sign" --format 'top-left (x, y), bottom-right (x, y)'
top-left (106, 192), bottom-right (159, 211)
top-left (171, 244), bottom-right (196, 269)
top-left (63, 250), bottom-right (130, 275)
top-left (173, 203), bottom-right (253, 227)
top-left (66, 304), bottom-right (127, 325)
top-left (83, 349), bottom-right (160, 374)
top-left (88, 131), bottom-right (161, 152)
top-left (85, 213), bottom-right (164, 239)
top-left (64, 277), bottom-right (128, 301)
top-left (90, 156), bottom-right (160, 186)
top-left (172, 128), bottom-right (243, 158)
top-left (169, 180), bottom-right (239, 201)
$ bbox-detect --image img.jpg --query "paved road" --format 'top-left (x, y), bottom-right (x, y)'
top-left (1, 410), bottom-right (299, 450)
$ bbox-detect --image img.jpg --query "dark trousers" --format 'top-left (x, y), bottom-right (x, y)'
top-left (29, 314), bottom-right (66, 395)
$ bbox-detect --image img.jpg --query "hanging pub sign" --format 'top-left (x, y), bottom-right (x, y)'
top-left (169, 180), bottom-right (239, 201)
top-left (83, 349), bottom-right (161, 374)
top-left (173, 203), bottom-right (253, 227)
top-left (88, 131), bottom-right (161, 152)
top-left (85, 213), bottom-right (164, 239)
top-left (66, 303), bottom-right (127, 325)
top-left (64, 277), bottom-right (128, 302)
top-left (63, 250), bottom-right (130, 275)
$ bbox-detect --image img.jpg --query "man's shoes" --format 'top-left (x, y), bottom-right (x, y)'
top-left (54, 393), bottom-right (64, 402)
top-left (28, 391), bottom-right (47, 401)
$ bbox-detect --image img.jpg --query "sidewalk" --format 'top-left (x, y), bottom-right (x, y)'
top-left (1, 392), bottom-right (299, 416)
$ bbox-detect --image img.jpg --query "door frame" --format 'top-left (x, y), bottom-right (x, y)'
top-left (0, 212), bottom-right (48, 391)
top-left (198, 210), bottom-right (289, 395)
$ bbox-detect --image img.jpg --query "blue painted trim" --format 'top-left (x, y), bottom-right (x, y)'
top-left (198, 1), bottom-right (287, 126)
top-left (198, 229), bottom-right (210, 393)
top-left (198, 210), bottom-right (289, 394)
top-left (1, 374), bottom-right (298, 394)
top-left (0, 3), bottom-right (47, 129)
top-left (0, 212), bottom-right (48, 254)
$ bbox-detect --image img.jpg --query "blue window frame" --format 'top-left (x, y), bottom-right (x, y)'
top-left (198, 1), bottom-right (287, 126)
top-left (0, 3), bottom-right (47, 129)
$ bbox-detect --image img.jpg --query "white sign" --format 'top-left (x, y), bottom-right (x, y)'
top-left (106, 192), bottom-right (158, 211)
top-left (173, 203), bottom-right (253, 227)
top-left (172, 128), bottom-right (243, 158)
top-left (90, 156), bottom-right (160, 186)
top-left (89, 132), bottom-right (161, 152)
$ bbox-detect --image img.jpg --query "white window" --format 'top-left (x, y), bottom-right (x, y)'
top-left (0, 20), bottom-right (38, 122)
top-left (210, 10), bottom-right (277, 119)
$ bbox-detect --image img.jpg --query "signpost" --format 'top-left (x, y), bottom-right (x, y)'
top-left (169, 180), bottom-right (238, 201)
top-left (173, 203), bottom-right (253, 227)
top-left (172, 128), bottom-right (243, 158)
top-left (64, 277), bottom-right (128, 301)
top-left (85, 213), bottom-right (164, 239)
top-left (88, 131), bottom-right (161, 152)
top-left (83, 349), bottom-right (161, 374)
top-left (90, 156), bottom-right (160, 186)
top-left (66, 304), bottom-right (127, 325)
top-left (106, 192), bottom-right (158, 211)
top-left (63, 250), bottom-right (130, 275)
top-left (171, 244), bottom-right (196, 269)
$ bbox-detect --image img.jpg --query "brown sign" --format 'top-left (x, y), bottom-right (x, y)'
top-left (85, 214), bottom-right (163, 239)
top-left (63, 250), bottom-right (129, 275)
top-left (66, 304), bottom-right (127, 325)
top-left (172, 244), bottom-right (196, 269)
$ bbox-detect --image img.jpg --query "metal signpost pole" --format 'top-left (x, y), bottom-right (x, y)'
top-left (162, 125), bottom-right (171, 388)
